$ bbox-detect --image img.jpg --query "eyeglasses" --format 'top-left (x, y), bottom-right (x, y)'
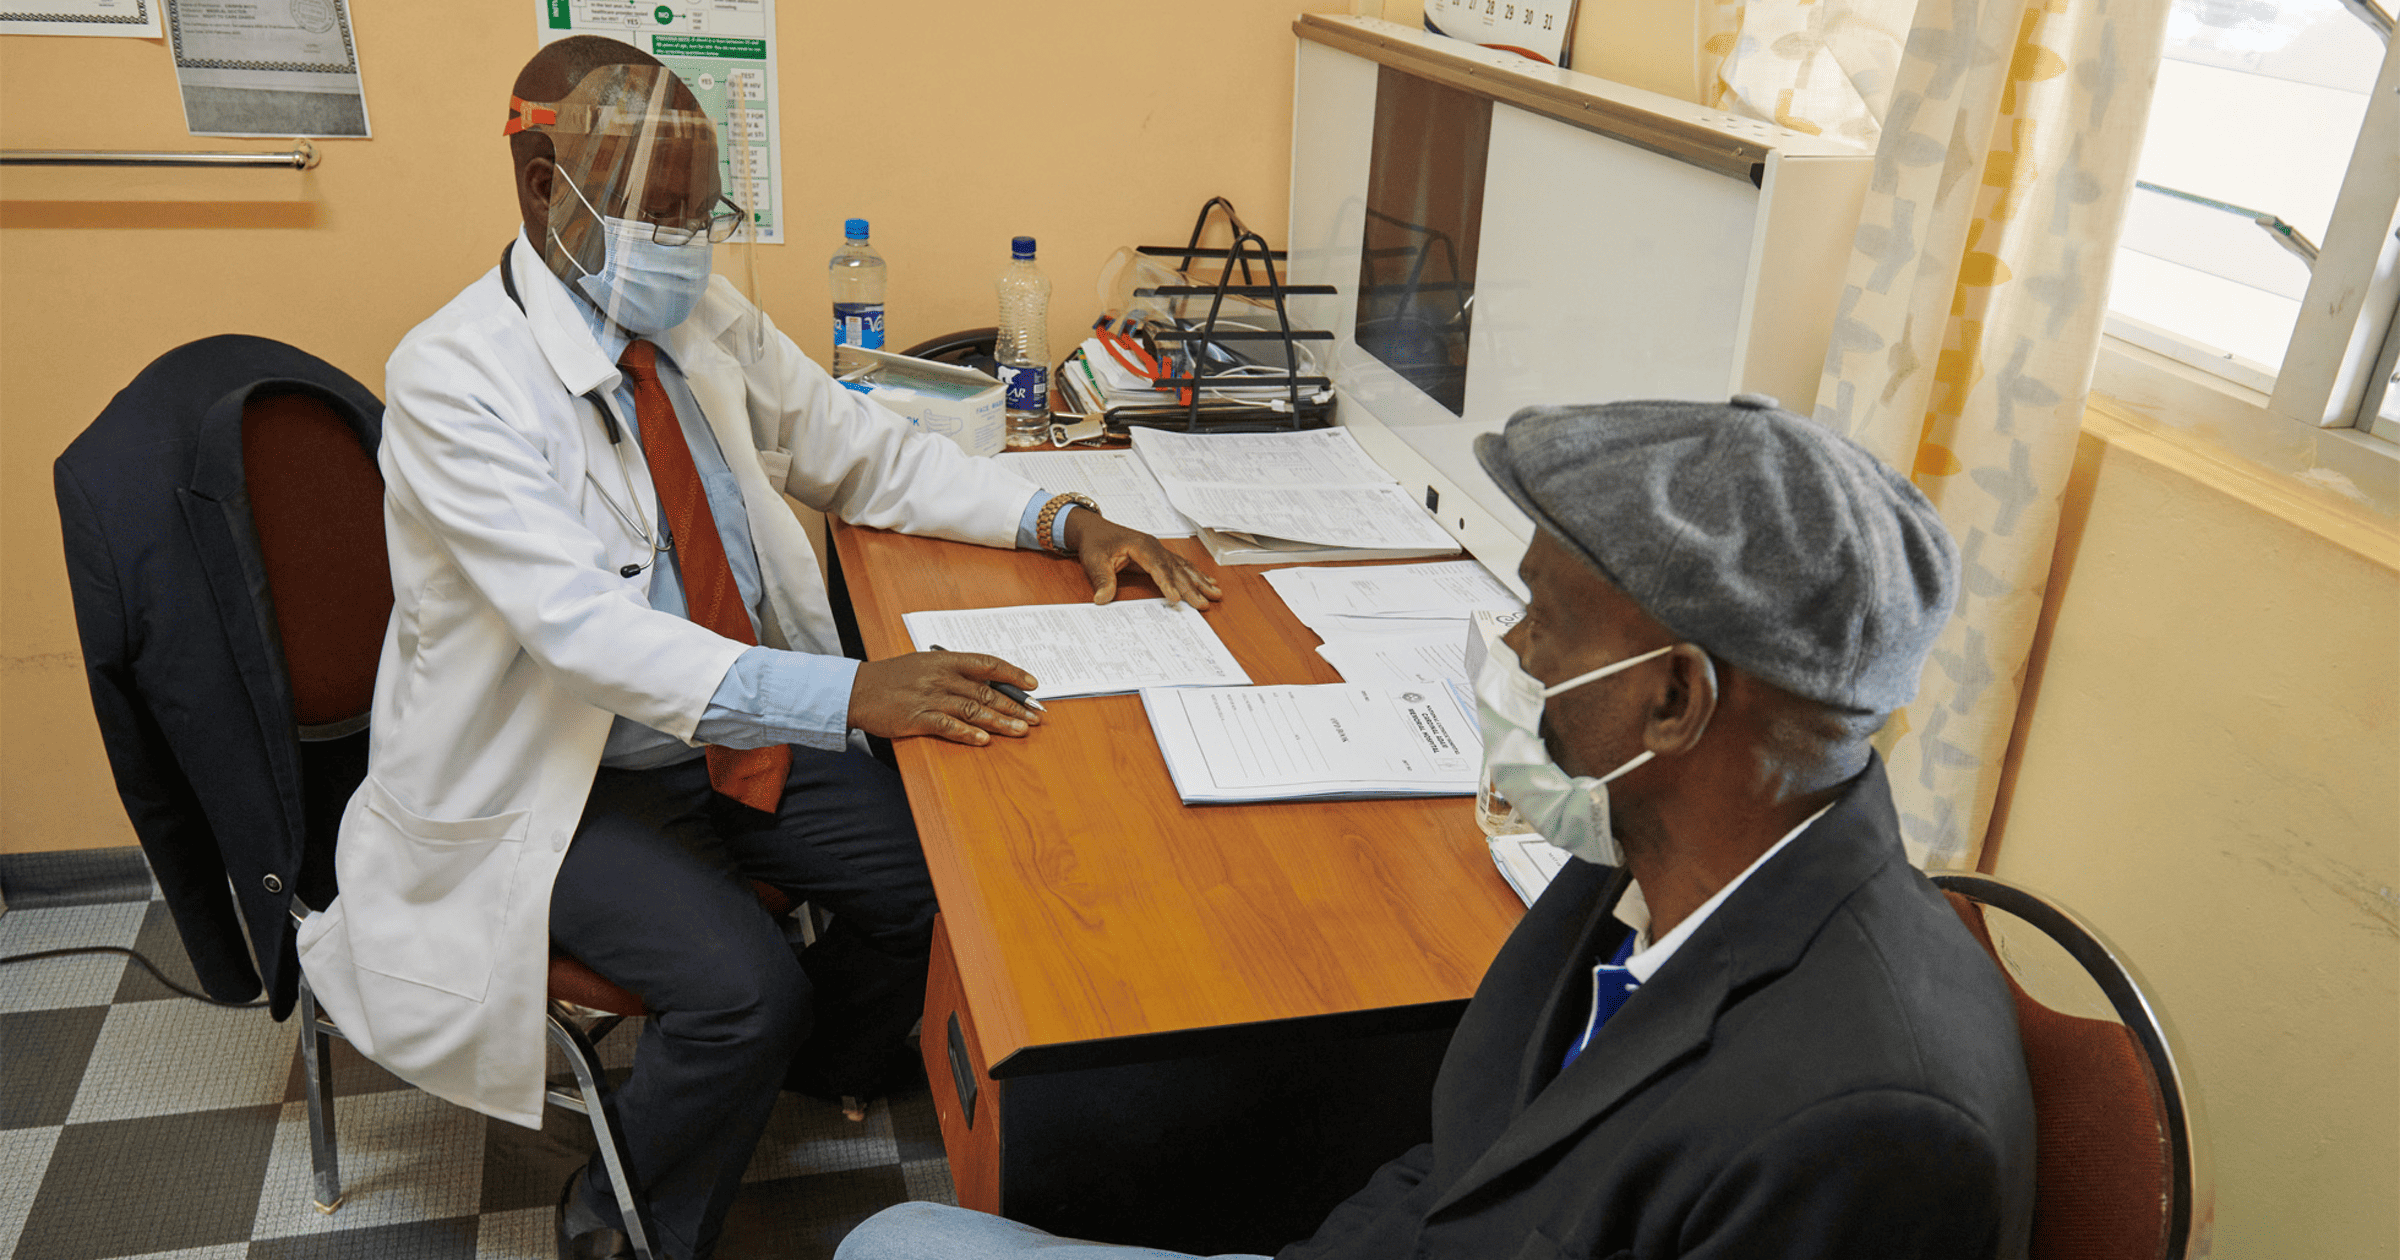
top-left (649, 196), bottom-right (749, 246)
top-left (557, 168), bottom-right (750, 246)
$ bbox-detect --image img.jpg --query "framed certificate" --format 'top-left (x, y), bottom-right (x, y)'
top-left (1, 0), bottom-right (161, 38)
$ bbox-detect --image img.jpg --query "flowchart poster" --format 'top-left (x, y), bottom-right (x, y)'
top-left (539, 0), bottom-right (785, 245)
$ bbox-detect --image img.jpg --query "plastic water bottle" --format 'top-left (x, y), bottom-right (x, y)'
top-left (995, 235), bottom-right (1052, 448)
top-left (829, 218), bottom-right (886, 376)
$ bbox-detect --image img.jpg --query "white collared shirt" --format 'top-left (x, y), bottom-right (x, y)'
top-left (1610, 802), bottom-right (1835, 983)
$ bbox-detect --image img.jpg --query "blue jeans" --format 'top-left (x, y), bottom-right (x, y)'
top-left (835, 1203), bottom-right (1275, 1260)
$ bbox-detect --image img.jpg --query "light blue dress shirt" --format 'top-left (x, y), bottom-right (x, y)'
top-left (569, 301), bottom-right (1070, 769)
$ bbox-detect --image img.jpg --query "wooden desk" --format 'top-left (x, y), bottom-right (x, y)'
top-left (831, 524), bottom-right (1525, 1253)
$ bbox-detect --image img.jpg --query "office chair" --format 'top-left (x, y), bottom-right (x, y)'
top-left (1932, 872), bottom-right (2214, 1260)
top-left (897, 327), bottom-right (1000, 378)
top-left (56, 338), bottom-right (784, 1260)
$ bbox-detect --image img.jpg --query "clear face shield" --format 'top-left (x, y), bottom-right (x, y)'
top-left (509, 62), bottom-right (763, 354)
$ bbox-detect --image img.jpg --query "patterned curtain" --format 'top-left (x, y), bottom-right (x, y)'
top-left (1699, 0), bottom-right (1919, 148)
top-left (1810, 0), bottom-right (2173, 867)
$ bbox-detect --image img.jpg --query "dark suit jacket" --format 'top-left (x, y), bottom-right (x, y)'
top-left (54, 335), bottom-right (383, 1019)
top-left (1281, 755), bottom-right (2035, 1260)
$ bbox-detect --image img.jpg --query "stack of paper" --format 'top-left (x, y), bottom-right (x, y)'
top-left (1488, 834), bottom-right (1570, 907)
top-left (1005, 449), bottom-right (1197, 538)
top-left (1262, 561), bottom-right (1525, 689)
top-left (1128, 428), bottom-right (1460, 564)
top-left (1058, 338), bottom-right (1171, 416)
top-left (901, 599), bottom-right (1249, 700)
top-left (1060, 333), bottom-right (1336, 417)
top-left (1140, 682), bottom-right (1481, 803)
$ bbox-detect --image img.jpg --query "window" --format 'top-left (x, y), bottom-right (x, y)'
top-left (2102, 0), bottom-right (2400, 456)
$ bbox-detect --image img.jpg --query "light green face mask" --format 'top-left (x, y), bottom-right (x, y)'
top-left (1473, 638), bottom-right (1682, 867)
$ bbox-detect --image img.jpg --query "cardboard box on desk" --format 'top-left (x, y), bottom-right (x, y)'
top-left (839, 347), bottom-right (1006, 458)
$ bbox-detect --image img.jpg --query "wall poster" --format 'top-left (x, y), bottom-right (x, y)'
top-left (539, 0), bottom-right (785, 246)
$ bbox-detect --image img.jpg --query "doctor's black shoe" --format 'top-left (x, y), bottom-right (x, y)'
top-left (557, 1169), bottom-right (636, 1260)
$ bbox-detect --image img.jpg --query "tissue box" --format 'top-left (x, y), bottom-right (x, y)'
top-left (839, 347), bottom-right (1006, 458)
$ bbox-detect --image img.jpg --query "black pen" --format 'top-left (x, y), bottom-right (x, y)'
top-left (929, 645), bottom-right (1047, 712)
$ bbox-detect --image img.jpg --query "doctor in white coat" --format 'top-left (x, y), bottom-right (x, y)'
top-left (295, 37), bottom-right (1219, 1260)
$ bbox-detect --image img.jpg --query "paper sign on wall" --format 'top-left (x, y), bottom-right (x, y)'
top-left (539, 0), bottom-right (786, 245)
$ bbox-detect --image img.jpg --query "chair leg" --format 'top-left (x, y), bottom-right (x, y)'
top-left (297, 976), bottom-right (344, 1214)
top-left (547, 1005), bottom-right (657, 1260)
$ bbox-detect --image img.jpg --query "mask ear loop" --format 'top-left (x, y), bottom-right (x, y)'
top-left (1544, 643), bottom-right (1703, 788)
top-left (547, 167), bottom-right (611, 283)
top-left (1583, 646), bottom-right (1719, 785)
top-left (1540, 643), bottom-right (1676, 699)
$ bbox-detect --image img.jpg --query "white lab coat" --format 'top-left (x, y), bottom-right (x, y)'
top-left (296, 233), bottom-right (1038, 1127)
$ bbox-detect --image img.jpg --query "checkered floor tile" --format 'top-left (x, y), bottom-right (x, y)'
top-left (1, 890), bottom-right (955, 1259)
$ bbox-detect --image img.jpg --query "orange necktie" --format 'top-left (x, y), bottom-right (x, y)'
top-left (619, 339), bottom-right (790, 813)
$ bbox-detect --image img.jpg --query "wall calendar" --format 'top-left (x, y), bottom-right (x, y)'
top-left (1420, 0), bottom-right (1579, 69)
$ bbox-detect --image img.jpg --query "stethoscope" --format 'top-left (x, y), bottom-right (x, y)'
top-left (501, 239), bottom-right (671, 579)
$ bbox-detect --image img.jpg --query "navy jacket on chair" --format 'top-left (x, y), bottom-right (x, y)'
top-left (54, 335), bottom-right (386, 1019)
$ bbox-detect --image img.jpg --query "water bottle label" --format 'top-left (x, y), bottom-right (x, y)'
top-left (833, 303), bottom-right (884, 352)
top-left (1000, 363), bottom-right (1047, 412)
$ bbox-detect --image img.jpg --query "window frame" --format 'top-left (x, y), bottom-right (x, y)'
top-left (2094, 11), bottom-right (2400, 507)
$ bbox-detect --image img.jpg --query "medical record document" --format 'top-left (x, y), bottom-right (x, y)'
top-left (1140, 683), bottom-right (1481, 803)
top-left (1128, 428), bottom-right (1459, 562)
top-left (1000, 450), bottom-right (1195, 538)
top-left (901, 599), bottom-right (1248, 700)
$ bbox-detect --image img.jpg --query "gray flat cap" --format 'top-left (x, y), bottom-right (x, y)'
top-left (1475, 395), bottom-right (1958, 713)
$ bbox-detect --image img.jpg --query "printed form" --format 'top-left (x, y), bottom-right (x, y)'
top-left (1002, 450), bottom-right (1196, 538)
top-left (1488, 834), bottom-right (1570, 907)
top-left (1263, 560), bottom-right (1523, 626)
top-left (1128, 428), bottom-right (1458, 552)
top-left (901, 599), bottom-right (1247, 700)
top-left (1262, 560), bottom-right (1524, 688)
top-left (1140, 684), bottom-right (1481, 803)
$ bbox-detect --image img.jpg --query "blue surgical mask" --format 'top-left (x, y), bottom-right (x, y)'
top-left (561, 214), bottom-right (713, 336)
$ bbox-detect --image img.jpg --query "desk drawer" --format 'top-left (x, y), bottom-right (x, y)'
top-left (920, 914), bottom-right (1002, 1212)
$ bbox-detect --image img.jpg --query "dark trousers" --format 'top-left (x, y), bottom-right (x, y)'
top-left (549, 745), bottom-right (936, 1260)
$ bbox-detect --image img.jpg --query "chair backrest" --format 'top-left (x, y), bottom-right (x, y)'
top-left (240, 387), bottom-right (391, 737)
top-left (1932, 872), bottom-right (2212, 1260)
top-left (897, 327), bottom-right (1000, 378)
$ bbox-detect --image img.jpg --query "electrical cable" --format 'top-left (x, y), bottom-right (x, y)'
top-left (0, 946), bottom-right (269, 1009)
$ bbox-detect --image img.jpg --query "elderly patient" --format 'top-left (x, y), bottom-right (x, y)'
top-left (839, 395), bottom-right (2037, 1260)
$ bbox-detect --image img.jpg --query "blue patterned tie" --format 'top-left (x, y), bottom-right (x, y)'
top-left (1561, 932), bottom-right (1641, 1071)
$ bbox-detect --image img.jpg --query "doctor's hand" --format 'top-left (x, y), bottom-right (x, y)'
top-left (849, 651), bottom-right (1044, 746)
top-left (1062, 512), bottom-right (1223, 610)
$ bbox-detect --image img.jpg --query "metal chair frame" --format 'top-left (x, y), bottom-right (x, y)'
top-left (1931, 871), bottom-right (2214, 1260)
top-left (292, 893), bottom-right (819, 1259)
top-left (292, 912), bottom-right (663, 1260)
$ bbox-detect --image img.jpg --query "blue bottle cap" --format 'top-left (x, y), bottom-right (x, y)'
top-left (1011, 235), bottom-right (1036, 260)
top-left (845, 218), bottom-right (869, 241)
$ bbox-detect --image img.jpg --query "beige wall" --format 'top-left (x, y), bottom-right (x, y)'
top-left (0, 0), bottom-right (1343, 853)
top-left (1987, 404), bottom-right (2400, 1257)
